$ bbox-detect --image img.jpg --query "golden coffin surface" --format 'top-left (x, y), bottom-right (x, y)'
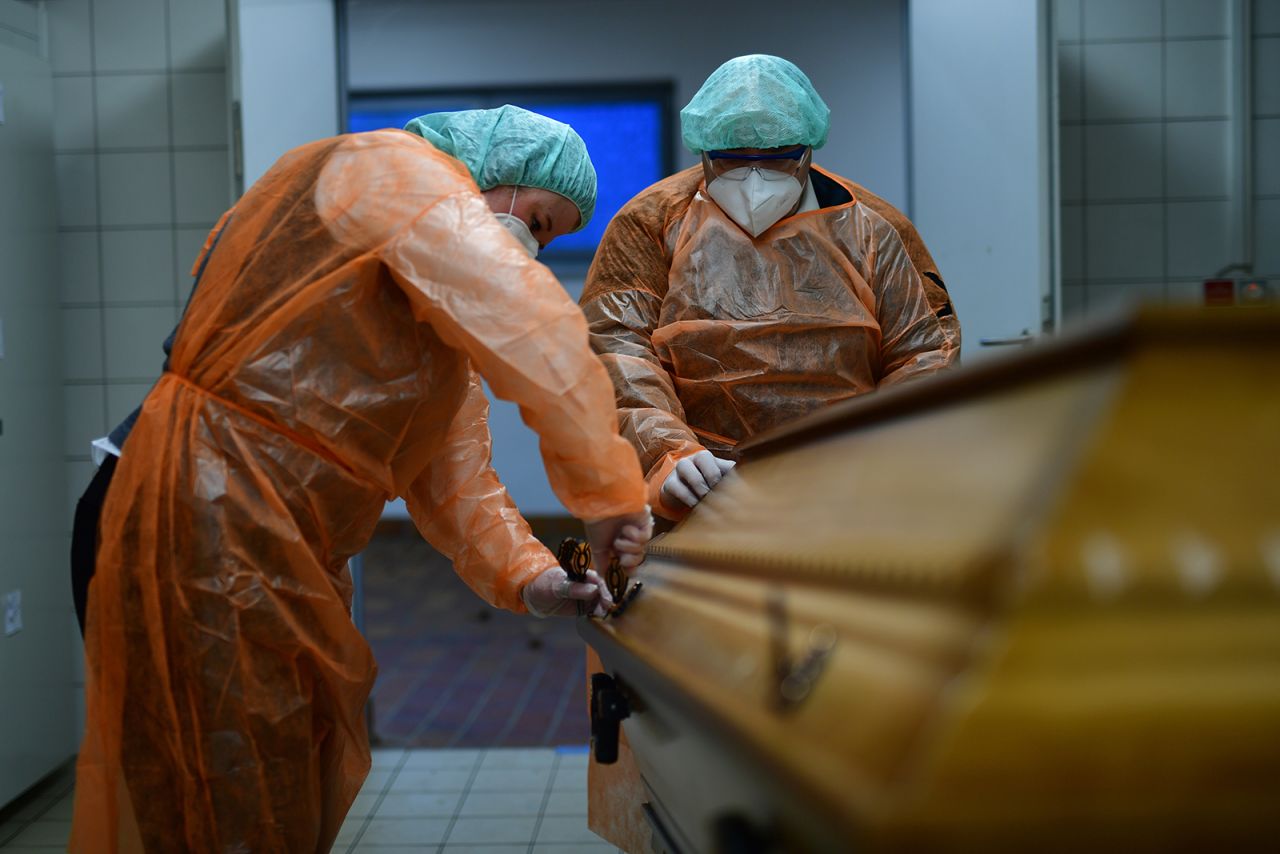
top-left (582, 307), bottom-right (1280, 853)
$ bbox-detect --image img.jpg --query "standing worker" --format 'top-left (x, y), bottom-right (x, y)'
top-left (579, 57), bottom-right (961, 851)
top-left (71, 106), bottom-right (651, 853)
top-left (582, 54), bottom-right (961, 521)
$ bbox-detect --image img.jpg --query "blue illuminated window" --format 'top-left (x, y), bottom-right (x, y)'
top-left (346, 86), bottom-right (673, 260)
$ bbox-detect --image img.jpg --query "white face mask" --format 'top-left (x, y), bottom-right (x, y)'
top-left (493, 187), bottom-right (539, 258)
top-left (494, 213), bottom-right (539, 258)
top-left (706, 167), bottom-right (804, 238)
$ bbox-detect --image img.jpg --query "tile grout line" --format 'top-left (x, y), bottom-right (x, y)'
top-left (435, 751), bottom-right (484, 850)
top-left (445, 638), bottom-right (525, 748)
top-left (375, 633), bottom-right (470, 728)
top-left (0, 769), bottom-right (76, 847)
top-left (55, 144), bottom-right (230, 155)
top-left (1060, 33), bottom-right (1231, 45)
top-left (59, 220), bottom-right (222, 232)
top-left (163, 0), bottom-right (181, 315)
top-left (1062, 113), bottom-right (1234, 125)
top-left (343, 748), bottom-right (413, 853)
top-left (527, 751), bottom-right (561, 854)
top-left (53, 65), bottom-right (225, 78)
top-left (86, 0), bottom-right (109, 435)
top-left (1079, 0), bottom-right (1090, 313)
top-left (1060, 193), bottom-right (1235, 206)
top-left (1161, 0), bottom-right (1170, 302)
top-left (489, 646), bottom-right (554, 747)
top-left (539, 649), bottom-right (584, 745)
top-left (403, 647), bottom-right (488, 744)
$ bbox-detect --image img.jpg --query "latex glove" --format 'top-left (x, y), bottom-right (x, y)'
top-left (584, 506), bottom-right (654, 575)
top-left (660, 451), bottom-right (735, 509)
top-left (522, 566), bottom-right (614, 618)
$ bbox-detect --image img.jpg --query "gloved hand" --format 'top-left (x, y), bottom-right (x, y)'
top-left (522, 566), bottom-right (614, 618)
top-left (660, 451), bottom-right (735, 509)
top-left (584, 506), bottom-right (654, 575)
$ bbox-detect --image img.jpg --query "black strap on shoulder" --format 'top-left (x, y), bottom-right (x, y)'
top-left (809, 170), bottom-right (854, 209)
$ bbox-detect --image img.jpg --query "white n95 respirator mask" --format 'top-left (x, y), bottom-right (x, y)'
top-left (494, 186), bottom-right (539, 258)
top-left (707, 167), bottom-right (804, 238)
top-left (494, 213), bottom-right (539, 258)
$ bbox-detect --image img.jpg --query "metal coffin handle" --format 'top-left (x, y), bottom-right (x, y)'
top-left (979, 329), bottom-right (1035, 347)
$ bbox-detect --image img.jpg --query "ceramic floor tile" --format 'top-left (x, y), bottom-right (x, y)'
top-left (402, 750), bottom-right (483, 770)
top-left (468, 767), bottom-right (551, 792)
top-left (373, 791), bottom-right (463, 818)
top-left (361, 770), bottom-right (395, 792)
top-left (371, 748), bottom-right (406, 768)
top-left (549, 764), bottom-right (588, 791)
top-left (346, 792), bottom-right (381, 818)
top-left (388, 769), bottom-right (474, 793)
top-left (359, 817), bottom-right (451, 845)
top-left (6, 820), bottom-right (71, 847)
top-left (0, 821), bottom-right (28, 846)
top-left (34, 798), bottom-right (74, 822)
top-left (534, 814), bottom-right (605, 845)
top-left (360, 531), bottom-right (591, 748)
top-left (455, 789), bottom-right (545, 817)
top-left (443, 815), bottom-right (538, 845)
top-left (1, 796), bottom-right (59, 825)
top-left (336, 814), bottom-right (366, 846)
top-left (477, 749), bottom-right (555, 770)
top-left (542, 789), bottom-right (588, 815)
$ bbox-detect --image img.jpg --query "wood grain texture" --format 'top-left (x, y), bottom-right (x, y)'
top-left (585, 306), bottom-right (1280, 852)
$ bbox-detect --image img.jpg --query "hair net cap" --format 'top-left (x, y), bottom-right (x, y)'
top-left (404, 105), bottom-right (597, 231)
top-left (681, 54), bottom-right (831, 153)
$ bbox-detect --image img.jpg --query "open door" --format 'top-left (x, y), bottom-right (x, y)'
top-left (226, 0), bottom-right (339, 196)
top-left (909, 0), bottom-right (1057, 358)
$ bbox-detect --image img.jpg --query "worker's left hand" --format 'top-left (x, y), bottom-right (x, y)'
top-left (522, 566), bottom-right (615, 618)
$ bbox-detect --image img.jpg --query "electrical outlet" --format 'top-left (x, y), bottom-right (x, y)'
top-left (4, 589), bottom-right (21, 636)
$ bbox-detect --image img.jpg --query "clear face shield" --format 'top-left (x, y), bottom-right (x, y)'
top-left (701, 145), bottom-right (812, 184)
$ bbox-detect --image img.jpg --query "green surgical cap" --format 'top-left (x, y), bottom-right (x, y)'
top-left (404, 105), bottom-right (597, 231)
top-left (681, 54), bottom-right (831, 153)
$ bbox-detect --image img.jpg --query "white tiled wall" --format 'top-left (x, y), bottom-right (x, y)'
top-left (1056, 0), bottom-right (1280, 320)
top-left (1256, 1), bottom-right (1280, 285)
top-left (48, 0), bottom-right (232, 733)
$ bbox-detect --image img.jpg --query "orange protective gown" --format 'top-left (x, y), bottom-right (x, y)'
top-left (70, 129), bottom-right (645, 853)
top-left (580, 164), bottom-right (960, 520)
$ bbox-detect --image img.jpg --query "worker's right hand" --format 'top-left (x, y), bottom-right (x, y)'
top-left (660, 451), bottom-right (735, 509)
top-left (584, 507), bottom-right (654, 575)
top-left (522, 566), bottom-right (614, 618)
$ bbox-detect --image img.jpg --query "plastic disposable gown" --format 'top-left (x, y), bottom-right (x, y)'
top-left (70, 129), bottom-right (645, 853)
top-left (580, 165), bottom-right (960, 519)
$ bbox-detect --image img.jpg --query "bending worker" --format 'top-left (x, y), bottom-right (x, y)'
top-left (582, 54), bottom-right (961, 520)
top-left (71, 106), bottom-right (652, 853)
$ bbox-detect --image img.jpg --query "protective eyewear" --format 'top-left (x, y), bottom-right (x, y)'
top-left (703, 146), bottom-right (811, 180)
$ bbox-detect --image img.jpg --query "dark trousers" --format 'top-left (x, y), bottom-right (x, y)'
top-left (71, 453), bottom-right (118, 636)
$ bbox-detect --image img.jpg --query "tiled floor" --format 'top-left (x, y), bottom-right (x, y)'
top-left (0, 747), bottom-right (621, 853)
top-left (362, 531), bottom-right (593, 748)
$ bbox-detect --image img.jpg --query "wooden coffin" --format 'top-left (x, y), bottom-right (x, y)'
top-left (581, 306), bottom-right (1280, 853)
